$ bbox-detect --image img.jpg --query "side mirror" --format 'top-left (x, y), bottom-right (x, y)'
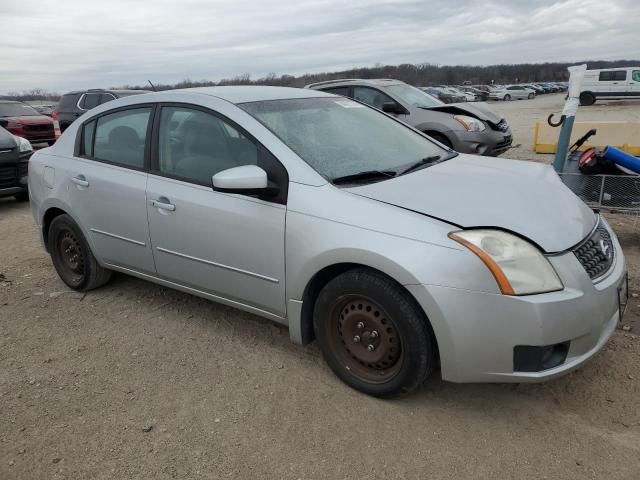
top-left (212, 165), bottom-right (279, 197)
top-left (382, 102), bottom-right (407, 115)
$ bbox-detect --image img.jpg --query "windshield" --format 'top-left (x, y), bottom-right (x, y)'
top-left (240, 97), bottom-right (451, 182)
top-left (383, 84), bottom-right (443, 108)
top-left (0, 102), bottom-right (41, 117)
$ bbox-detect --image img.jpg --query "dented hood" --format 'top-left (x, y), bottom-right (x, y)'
top-left (346, 154), bottom-right (596, 253)
top-left (425, 102), bottom-right (503, 124)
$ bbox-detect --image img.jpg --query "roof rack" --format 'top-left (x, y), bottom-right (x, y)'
top-left (304, 79), bottom-right (366, 89)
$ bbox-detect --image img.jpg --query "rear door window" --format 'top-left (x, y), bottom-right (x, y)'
top-left (92, 108), bottom-right (152, 169)
top-left (599, 70), bottom-right (627, 81)
top-left (80, 93), bottom-right (102, 110)
top-left (99, 93), bottom-right (116, 105)
top-left (322, 86), bottom-right (350, 97)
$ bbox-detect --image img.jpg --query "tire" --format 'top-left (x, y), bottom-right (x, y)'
top-left (580, 92), bottom-right (596, 106)
top-left (528, 93), bottom-right (534, 99)
top-left (14, 191), bottom-right (29, 202)
top-left (47, 214), bottom-right (112, 291)
top-left (313, 268), bottom-right (437, 398)
top-left (504, 94), bottom-right (511, 101)
top-left (425, 132), bottom-right (453, 149)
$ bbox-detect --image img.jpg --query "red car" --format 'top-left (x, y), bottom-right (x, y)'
top-left (0, 100), bottom-right (56, 146)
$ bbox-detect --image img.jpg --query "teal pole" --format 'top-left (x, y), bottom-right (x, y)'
top-left (553, 115), bottom-right (575, 172)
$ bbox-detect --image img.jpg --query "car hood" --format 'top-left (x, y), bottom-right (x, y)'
top-left (424, 102), bottom-right (502, 124)
top-left (346, 154), bottom-right (596, 253)
top-left (5, 115), bottom-right (54, 125)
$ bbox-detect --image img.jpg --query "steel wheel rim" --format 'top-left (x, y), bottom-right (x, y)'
top-left (57, 229), bottom-right (84, 283)
top-left (328, 296), bottom-right (403, 384)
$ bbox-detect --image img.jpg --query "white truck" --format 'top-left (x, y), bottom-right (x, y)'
top-left (579, 67), bottom-right (640, 105)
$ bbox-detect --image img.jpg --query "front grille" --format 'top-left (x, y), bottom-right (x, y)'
top-left (23, 124), bottom-right (53, 133)
top-left (0, 165), bottom-right (17, 188)
top-left (495, 135), bottom-right (513, 150)
top-left (573, 219), bottom-right (614, 280)
top-left (17, 162), bottom-right (28, 178)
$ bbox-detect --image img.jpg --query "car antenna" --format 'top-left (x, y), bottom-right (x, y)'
top-left (147, 80), bottom-right (157, 92)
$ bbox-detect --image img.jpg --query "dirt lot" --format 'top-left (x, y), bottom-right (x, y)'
top-left (1, 94), bottom-right (640, 479)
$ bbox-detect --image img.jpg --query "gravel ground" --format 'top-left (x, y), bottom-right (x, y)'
top-left (1, 94), bottom-right (640, 479)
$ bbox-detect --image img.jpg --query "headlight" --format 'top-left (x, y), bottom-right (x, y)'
top-left (14, 135), bottom-right (33, 153)
top-left (453, 115), bottom-right (486, 132)
top-left (449, 230), bottom-right (563, 295)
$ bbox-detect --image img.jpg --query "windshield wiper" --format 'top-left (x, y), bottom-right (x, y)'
top-left (332, 170), bottom-right (397, 185)
top-left (398, 156), bottom-right (443, 176)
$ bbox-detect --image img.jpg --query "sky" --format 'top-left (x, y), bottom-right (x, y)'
top-left (1, 0), bottom-right (638, 93)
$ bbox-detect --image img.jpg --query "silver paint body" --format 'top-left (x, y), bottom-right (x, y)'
top-left (28, 86), bottom-right (626, 383)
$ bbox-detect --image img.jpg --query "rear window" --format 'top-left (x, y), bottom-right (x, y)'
top-left (57, 94), bottom-right (81, 112)
top-left (599, 70), bottom-right (627, 81)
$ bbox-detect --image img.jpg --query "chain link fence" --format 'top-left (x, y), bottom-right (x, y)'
top-left (558, 173), bottom-right (640, 212)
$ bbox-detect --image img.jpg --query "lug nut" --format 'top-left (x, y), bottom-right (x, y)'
top-left (367, 344), bottom-right (375, 352)
top-left (353, 335), bottom-right (360, 343)
top-left (356, 322), bottom-right (365, 329)
top-left (370, 330), bottom-right (379, 339)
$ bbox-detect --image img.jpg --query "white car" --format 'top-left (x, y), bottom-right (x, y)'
top-left (579, 67), bottom-right (640, 105)
top-left (489, 85), bottom-right (536, 101)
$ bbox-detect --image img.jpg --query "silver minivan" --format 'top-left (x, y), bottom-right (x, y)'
top-left (29, 86), bottom-right (627, 397)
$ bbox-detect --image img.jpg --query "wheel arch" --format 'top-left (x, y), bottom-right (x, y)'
top-left (295, 261), bottom-right (440, 364)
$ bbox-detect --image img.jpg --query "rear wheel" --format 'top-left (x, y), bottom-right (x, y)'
top-left (580, 92), bottom-right (596, 106)
top-left (313, 268), bottom-right (437, 397)
top-left (528, 93), bottom-right (534, 99)
top-left (503, 94), bottom-right (511, 101)
top-left (48, 214), bottom-right (112, 291)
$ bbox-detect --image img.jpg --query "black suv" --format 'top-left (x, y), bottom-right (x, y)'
top-left (0, 123), bottom-right (33, 201)
top-left (54, 89), bottom-right (150, 132)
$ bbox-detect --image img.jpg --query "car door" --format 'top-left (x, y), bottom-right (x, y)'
top-left (597, 70), bottom-right (628, 96)
top-left (146, 104), bottom-right (287, 316)
top-left (68, 105), bottom-right (157, 274)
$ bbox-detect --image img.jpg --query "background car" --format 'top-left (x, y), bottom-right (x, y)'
top-left (420, 87), bottom-right (464, 104)
top-left (457, 86), bottom-right (489, 101)
top-left (0, 100), bottom-right (56, 146)
top-left (489, 85), bottom-right (535, 101)
top-left (32, 104), bottom-right (57, 117)
top-left (0, 123), bottom-right (33, 201)
top-left (54, 88), bottom-right (151, 132)
top-left (307, 79), bottom-right (512, 156)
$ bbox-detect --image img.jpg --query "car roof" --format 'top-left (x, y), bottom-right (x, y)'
top-left (305, 78), bottom-right (405, 89)
top-left (168, 86), bottom-right (334, 104)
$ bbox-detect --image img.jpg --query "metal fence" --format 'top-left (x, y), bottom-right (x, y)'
top-left (558, 173), bottom-right (640, 212)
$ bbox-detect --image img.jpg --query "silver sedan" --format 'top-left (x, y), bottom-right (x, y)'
top-left (28, 86), bottom-right (626, 397)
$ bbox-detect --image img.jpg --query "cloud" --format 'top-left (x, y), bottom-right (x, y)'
top-left (0, 0), bottom-right (638, 93)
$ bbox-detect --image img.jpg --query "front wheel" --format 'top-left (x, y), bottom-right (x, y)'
top-left (48, 214), bottom-right (112, 291)
top-left (504, 94), bottom-right (511, 101)
top-left (528, 93), bottom-right (534, 99)
top-left (313, 268), bottom-right (437, 397)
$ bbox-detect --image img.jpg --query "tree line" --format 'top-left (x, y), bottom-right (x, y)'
top-left (3, 59), bottom-right (638, 100)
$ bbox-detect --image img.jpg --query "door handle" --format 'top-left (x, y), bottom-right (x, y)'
top-left (151, 197), bottom-right (176, 212)
top-left (71, 175), bottom-right (89, 187)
